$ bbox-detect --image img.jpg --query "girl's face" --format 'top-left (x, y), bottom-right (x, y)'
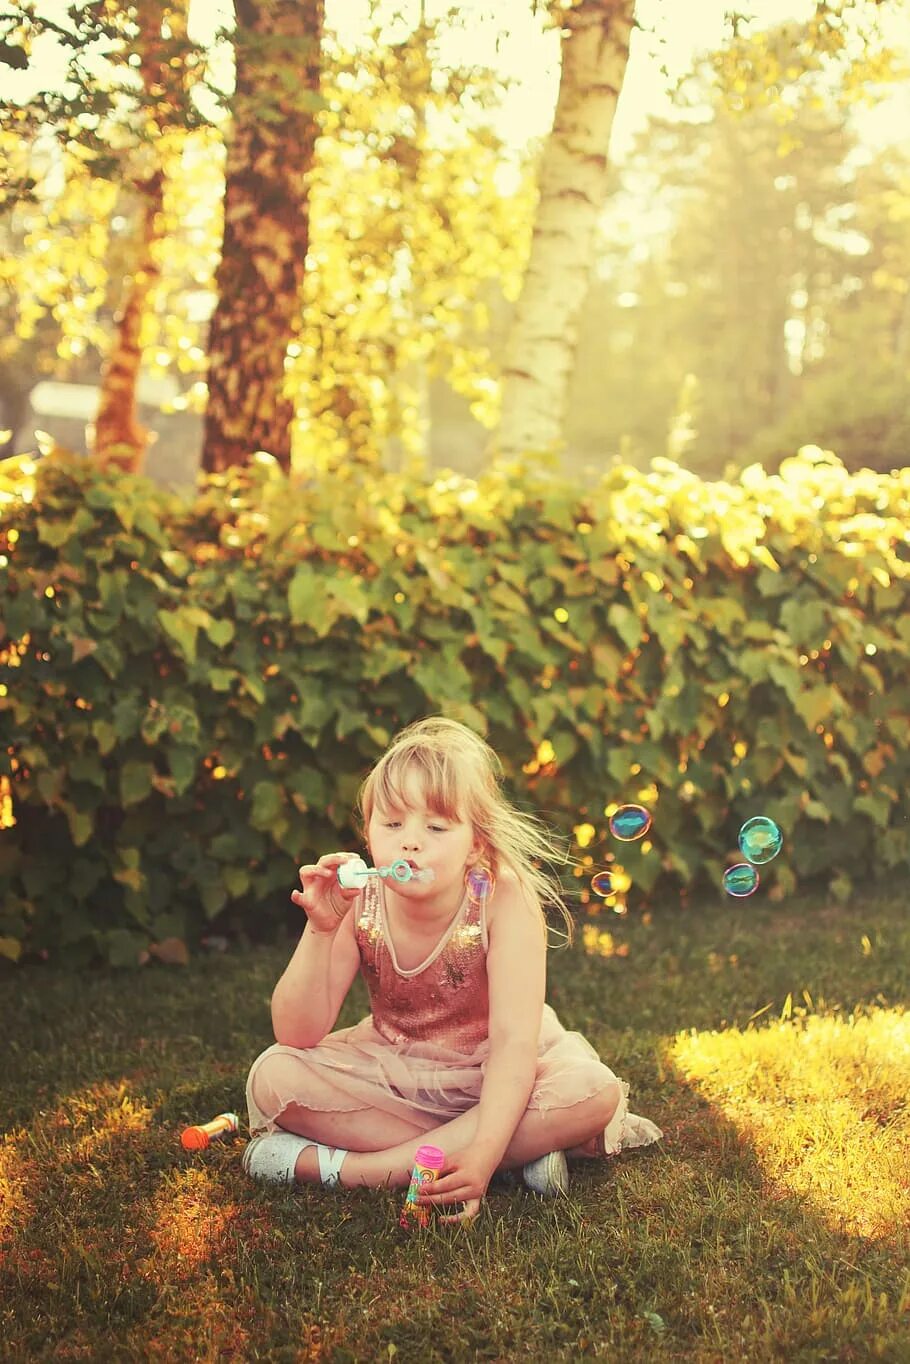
top-left (366, 769), bottom-right (479, 899)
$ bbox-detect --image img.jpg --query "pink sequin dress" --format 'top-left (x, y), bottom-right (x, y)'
top-left (246, 873), bottom-right (662, 1154)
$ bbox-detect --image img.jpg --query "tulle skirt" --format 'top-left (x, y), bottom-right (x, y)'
top-left (246, 1003), bottom-right (660, 1154)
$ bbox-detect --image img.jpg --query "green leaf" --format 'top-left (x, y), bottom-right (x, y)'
top-left (793, 686), bottom-right (833, 730)
top-left (209, 668), bottom-right (235, 691)
top-left (328, 575), bottom-right (369, 623)
top-left (207, 619), bottom-right (235, 647)
top-left (489, 581), bottom-right (530, 615)
top-left (36, 518), bottom-right (74, 547)
top-left (68, 753), bottom-right (106, 787)
top-left (201, 882), bottom-right (228, 919)
top-left (3, 594), bottom-right (36, 639)
top-left (92, 720), bottom-right (118, 755)
top-left (121, 761), bottom-right (154, 806)
top-left (62, 802), bottom-right (94, 846)
top-left (85, 485), bottom-right (114, 510)
top-left (251, 780), bottom-right (284, 829)
top-left (113, 697), bottom-right (141, 740)
top-left (91, 639), bottom-right (125, 678)
top-left (288, 565), bottom-right (327, 630)
top-left (224, 866), bottom-right (251, 897)
top-left (854, 793), bottom-right (892, 830)
top-left (168, 746), bottom-right (197, 796)
top-left (803, 799), bottom-right (831, 823)
top-left (157, 608), bottom-right (199, 664)
top-left (607, 605), bottom-right (640, 652)
top-left (161, 550), bottom-right (191, 578)
top-left (104, 929), bottom-right (147, 969)
top-left (241, 673), bottom-right (266, 703)
top-left (36, 769), bottom-right (63, 804)
top-left (141, 707), bottom-right (169, 745)
top-left (768, 660), bottom-right (801, 704)
top-left (0, 937), bottom-right (22, 962)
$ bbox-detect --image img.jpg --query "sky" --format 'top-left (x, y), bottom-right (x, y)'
top-left (190, 0), bottom-right (910, 162)
top-left (11, 0), bottom-right (910, 164)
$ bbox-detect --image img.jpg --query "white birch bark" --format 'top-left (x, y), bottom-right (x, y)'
top-left (491, 0), bottom-right (636, 462)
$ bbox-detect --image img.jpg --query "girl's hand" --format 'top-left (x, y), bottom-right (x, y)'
top-left (417, 1146), bottom-right (499, 1226)
top-left (290, 853), bottom-right (362, 936)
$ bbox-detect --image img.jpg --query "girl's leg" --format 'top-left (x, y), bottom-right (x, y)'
top-left (249, 1051), bottom-right (434, 1152)
top-left (301, 1085), bottom-right (620, 1189)
top-left (278, 1100), bottom-right (430, 1151)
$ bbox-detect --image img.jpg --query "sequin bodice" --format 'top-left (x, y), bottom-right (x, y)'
top-left (354, 875), bottom-right (490, 1052)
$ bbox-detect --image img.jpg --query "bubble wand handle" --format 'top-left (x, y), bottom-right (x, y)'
top-left (181, 1112), bottom-right (240, 1151)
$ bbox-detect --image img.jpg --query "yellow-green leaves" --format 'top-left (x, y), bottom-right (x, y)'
top-left (288, 565), bottom-right (368, 635)
top-left (2, 447), bottom-right (909, 966)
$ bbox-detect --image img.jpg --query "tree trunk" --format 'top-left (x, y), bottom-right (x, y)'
top-left (490, 0), bottom-right (635, 463)
top-left (201, 0), bottom-right (325, 474)
top-left (93, 1), bottom-right (187, 474)
top-left (93, 172), bottom-right (164, 472)
top-left (0, 357), bottom-right (33, 460)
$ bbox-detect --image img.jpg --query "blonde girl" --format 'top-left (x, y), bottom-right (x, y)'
top-left (243, 716), bottom-right (661, 1223)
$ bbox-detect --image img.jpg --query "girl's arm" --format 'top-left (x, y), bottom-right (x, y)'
top-left (271, 912), bottom-right (361, 1048)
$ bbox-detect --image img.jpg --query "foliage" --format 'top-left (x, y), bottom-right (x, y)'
top-left (0, 3), bottom-right (533, 474)
top-left (0, 0), bottom-right (215, 426)
top-left (0, 1), bottom-right (209, 172)
top-left (290, 16), bottom-right (537, 468)
top-left (564, 19), bottom-right (910, 479)
top-left (0, 444), bottom-right (908, 967)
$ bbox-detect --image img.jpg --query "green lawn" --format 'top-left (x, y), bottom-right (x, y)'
top-left (1, 889), bottom-right (908, 1362)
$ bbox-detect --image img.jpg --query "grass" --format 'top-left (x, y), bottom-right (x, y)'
top-left (1, 888), bottom-right (908, 1363)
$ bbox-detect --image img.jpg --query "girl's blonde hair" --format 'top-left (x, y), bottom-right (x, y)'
top-left (355, 715), bottom-right (575, 948)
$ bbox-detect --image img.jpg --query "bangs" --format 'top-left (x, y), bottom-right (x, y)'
top-left (369, 749), bottom-right (463, 823)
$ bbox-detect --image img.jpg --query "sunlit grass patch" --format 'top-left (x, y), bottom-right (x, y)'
top-left (144, 1167), bottom-right (243, 1281)
top-left (0, 1137), bottom-right (37, 1244)
top-left (670, 1006), bottom-right (910, 1239)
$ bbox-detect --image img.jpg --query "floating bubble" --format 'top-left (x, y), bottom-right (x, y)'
top-left (591, 871), bottom-right (614, 897)
top-left (609, 804), bottom-right (652, 841)
top-left (738, 816), bottom-right (783, 865)
top-left (466, 866), bottom-right (495, 901)
top-left (723, 863), bottom-right (759, 897)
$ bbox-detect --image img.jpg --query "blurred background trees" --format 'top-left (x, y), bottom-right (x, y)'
top-left (0, 0), bottom-right (907, 485)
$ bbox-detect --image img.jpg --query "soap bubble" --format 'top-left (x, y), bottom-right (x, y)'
top-left (738, 816), bottom-right (783, 865)
top-left (466, 866), bottom-right (494, 901)
top-left (590, 871), bottom-right (614, 897)
top-left (723, 863), bottom-right (759, 897)
top-left (609, 804), bottom-right (652, 841)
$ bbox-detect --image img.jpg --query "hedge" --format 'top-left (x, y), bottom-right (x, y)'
top-left (1, 445), bottom-right (908, 967)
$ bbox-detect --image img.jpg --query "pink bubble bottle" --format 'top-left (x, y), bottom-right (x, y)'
top-left (399, 1144), bottom-right (445, 1229)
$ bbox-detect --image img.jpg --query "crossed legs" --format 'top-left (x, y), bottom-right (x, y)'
top-left (273, 1087), bottom-right (621, 1190)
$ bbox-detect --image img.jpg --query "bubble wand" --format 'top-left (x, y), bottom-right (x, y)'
top-left (337, 857), bottom-right (434, 889)
top-left (181, 1112), bottom-right (240, 1150)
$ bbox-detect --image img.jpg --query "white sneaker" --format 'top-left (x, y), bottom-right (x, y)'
top-left (521, 1150), bottom-right (569, 1197)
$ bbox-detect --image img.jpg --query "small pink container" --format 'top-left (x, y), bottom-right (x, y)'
top-left (399, 1144), bottom-right (445, 1229)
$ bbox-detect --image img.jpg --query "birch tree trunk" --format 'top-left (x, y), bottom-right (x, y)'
top-left (93, 1), bottom-right (187, 473)
top-left (201, 0), bottom-right (325, 474)
top-left (490, 0), bottom-right (635, 463)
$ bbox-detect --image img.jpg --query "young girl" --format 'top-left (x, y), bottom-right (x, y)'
top-left (243, 716), bottom-right (661, 1224)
